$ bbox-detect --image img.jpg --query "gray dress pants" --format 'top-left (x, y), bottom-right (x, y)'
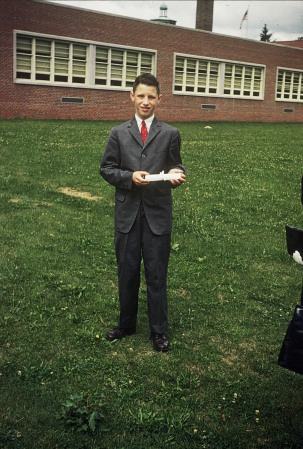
top-left (114, 203), bottom-right (171, 334)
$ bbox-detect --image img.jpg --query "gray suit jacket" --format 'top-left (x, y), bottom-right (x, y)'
top-left (100, 116), bottom-right (185, 235)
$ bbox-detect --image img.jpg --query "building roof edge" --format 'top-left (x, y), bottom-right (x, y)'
top-left (29, 0), bottom-right (303, 51)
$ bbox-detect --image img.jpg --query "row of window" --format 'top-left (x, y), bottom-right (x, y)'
top-left (16, 34), bottom-right (154, 89)
top-left (14, 32), bottom-right (303, 103)
top-left (276, 70), bottom-right (303, 101)
top-left (174, 56), bottom-right (263, 99)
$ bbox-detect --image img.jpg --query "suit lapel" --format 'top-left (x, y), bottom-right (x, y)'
top-left (127, 117), bottom-right (142, 147)
top-left (145, 117), bottom-right (161, 147)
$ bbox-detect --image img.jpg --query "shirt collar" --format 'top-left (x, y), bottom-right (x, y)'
top-left (135, 114), bottom-right (154, 131)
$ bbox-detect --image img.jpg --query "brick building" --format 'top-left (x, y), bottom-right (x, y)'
top-left (1, 0), bottom-right (303, 122)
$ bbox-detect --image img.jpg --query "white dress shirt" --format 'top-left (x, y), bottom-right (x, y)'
top-left (135, 114), bottom-right (154, 133)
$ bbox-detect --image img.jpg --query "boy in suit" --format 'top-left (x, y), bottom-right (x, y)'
top-left (100, 74), bottom-right (185, 351)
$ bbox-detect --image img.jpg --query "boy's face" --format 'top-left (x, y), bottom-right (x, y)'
top-left (130, 83), bottom-right (162, 120)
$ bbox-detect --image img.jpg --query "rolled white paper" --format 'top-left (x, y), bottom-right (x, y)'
top-left (145, 172), bottom-right (181, 182)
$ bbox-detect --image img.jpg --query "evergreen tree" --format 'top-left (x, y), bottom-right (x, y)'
top-left (260, 24), bottom-right (273, 42)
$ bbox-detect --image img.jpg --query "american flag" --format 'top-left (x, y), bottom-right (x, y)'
top-left (240, 9), bottom-right (248, 29)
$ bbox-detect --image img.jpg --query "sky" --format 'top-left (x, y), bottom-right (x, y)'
top-left (48, 0), bottom-right (303, 42)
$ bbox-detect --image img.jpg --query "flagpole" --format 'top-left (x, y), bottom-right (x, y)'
top-left (246, 5), bottom-right (249, 38)
top-left (239, 6), bottom-right (249, 37)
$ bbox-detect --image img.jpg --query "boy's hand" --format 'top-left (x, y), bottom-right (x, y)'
top-left (132, 171), bottom-right (150, 186)
top-left (169, 169), bottom-right (186, 187)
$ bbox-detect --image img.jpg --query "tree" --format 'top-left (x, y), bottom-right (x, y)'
top-left (260, 24), bottom-right (273, 42)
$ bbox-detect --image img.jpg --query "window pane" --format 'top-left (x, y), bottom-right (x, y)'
top-left (209, 63), bottom-right (219, 77)
top-left (126, 51), bottom-right (138, 81)
top-left (127, 51), bottom-right (138, 66)
top-left (224, 64), bottom-right (233, 91)
top-left (141, 53), bottom-right (152, 70)
top-left (36, 39), bottom-right (51, 56)
top-left (35, 39), bottom-right (51, 80)
top-left (36, 57), bottom-right (50, 73)
top-left (16, 36), bottom-right (32, 77)
top-left (233, 66), bottom-right (243, 94)
top-left (126, 66), bottom-right (137, 79)
top-left (73, 44), bottom-right (87, 60)
top-left (96, 47), bottom-right (108, 62)
top-left (176, 57), bottom-right (184, 70)
top-left (254, 67), bottom-right (262, 80)
top-left (186, 59), bottom-right (196, 88)
top-left (55, 41), bottom-right (69, 59)
top-left (198, 61), bottom-right (207, 75)
top-left (55, 42), bottom-right (69, 79)
top-left (186, 59), bottom-right (196, 73)
top-left (17, 55), bottom-right (31, 72)
top-left (209, 62), bottom-right (219, 93)
top-left (110, 50), bottom-right (123, 85)
top-left (95, 47), bottom-right (108, 83)
top-left (112, 50), bottom-right (123, 63)
top-left (198, 75), bottom-right (207, 87)
top-left (72, 44), bottom-right (86, 82)
top-left (175, 57), bottom-right (184, 89)
top-left (17, 36), bottom-right (32, 54)
top-left (73, 61), bottom-right (86, 75)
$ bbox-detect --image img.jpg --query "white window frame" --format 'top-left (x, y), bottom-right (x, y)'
top-left (173, 53), bottom-right (265, 100)
top-left (276, 67), bottom-right (303, 103)
top-left (14, 30), bottom-right (156, 91)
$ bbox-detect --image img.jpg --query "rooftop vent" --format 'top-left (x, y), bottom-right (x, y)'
top-left (151, 2), bottom-right (177, 25)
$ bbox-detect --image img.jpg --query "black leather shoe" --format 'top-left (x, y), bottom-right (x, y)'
top-left (106, 327), bottom-right (135, 341)
top-left (151, 333), bottom-right (170, 352)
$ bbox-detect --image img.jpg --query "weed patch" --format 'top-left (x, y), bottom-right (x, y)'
top-left (58, 392), bottom-right (107, 433)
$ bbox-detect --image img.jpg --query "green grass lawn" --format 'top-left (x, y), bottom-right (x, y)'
top-left (1, 119), bottom-right (303, 448)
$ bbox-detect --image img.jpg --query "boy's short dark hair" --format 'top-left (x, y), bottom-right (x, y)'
top-left (133, 73), bottom-right (160, 96)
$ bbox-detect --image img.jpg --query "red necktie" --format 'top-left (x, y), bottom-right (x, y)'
top-left (141, 120), bottom-right (148, 144)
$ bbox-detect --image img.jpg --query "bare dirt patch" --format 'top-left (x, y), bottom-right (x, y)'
top-left (9, 198), bottom-right (53, 207)
top-left (57, 187), bottom-right (101, 201)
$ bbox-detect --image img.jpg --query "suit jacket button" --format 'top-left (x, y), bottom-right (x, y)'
top-left (142, 154), bottom-right (146, 158)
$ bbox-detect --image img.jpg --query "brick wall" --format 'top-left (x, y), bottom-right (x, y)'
top-left (1, 0), bottom-right (303, 122)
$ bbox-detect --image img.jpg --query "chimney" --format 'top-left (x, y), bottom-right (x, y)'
top-left (196, 0), bottom-right (214, 31)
